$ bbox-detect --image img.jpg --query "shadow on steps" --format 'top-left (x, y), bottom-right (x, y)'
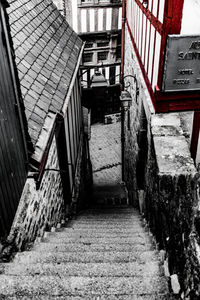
top-left (90, 182), bottom-right (129, 207)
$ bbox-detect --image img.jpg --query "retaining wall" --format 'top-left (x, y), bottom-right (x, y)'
top-left (124, 24), bottom-right (200, 297)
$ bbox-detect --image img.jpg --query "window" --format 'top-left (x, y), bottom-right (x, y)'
top-left (98, 51), bottom-right (108, 61)
top-left (85, 42), bottom-right (93, 48)
top-left (80, 0), bottom-right (121, 5)
top-left (83, 52), bottom-right (93, 63)
top-left (116, 46), bottom-right (121, 59)
top-left (97, 40), bottom-right (109, 47)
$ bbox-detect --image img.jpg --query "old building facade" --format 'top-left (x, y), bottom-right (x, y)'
top-left (52, 0), bottom-right (122, 86)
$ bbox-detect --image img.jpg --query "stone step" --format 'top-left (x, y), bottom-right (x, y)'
top-left (0, 294), bottom-right (175, 300)
top-left (85, 206), bottom-right (134, 211)
top-left (78, 209), bottom-right (138, 215)
top-left (3, 261), bottom-right (161, 277)
top-left (76, 214), bottom-right (138, 218)
top-left (67, 221), bottom-right (144, 228)
top-left (67, 221), bottom-right (143, 227)
top-left (66, 224), bottom-right (144, 230)
top-left (33, 241), bottom-right (154, 253)
top-left (74, 215), bottom-right (141, 220)
top-left (73, 219), bottom-right (141, 224)
top-left (0, 275), bottom-right (168, 297)
top-left (63, 226), bottom-right (146, 233)
top-left (42, 234), bottom-right (152, 245)
top-left (45, 229), bottom-right (148, 238)
top-left (14, 250), bottom-right (158, 264)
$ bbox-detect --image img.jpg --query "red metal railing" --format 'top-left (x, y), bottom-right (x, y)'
top-left (122, 0), bottom-right (200, 162)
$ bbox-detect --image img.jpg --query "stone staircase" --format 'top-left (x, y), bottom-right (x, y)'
top-left (0, 202), bottom-right (174, 299)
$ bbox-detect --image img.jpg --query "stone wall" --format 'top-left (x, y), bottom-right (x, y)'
top-left (145, 114), bottom-right (198, 296)
top-left (6, 133), bottom-right (91, 251)
top-left (184, 176), bottom-right (200, 298)
top-left (124, 24), bottom-right (200, 296)
top-left (7, 137), bottom-right (65, 250)
top-left (123, 26), bottom-right (154, 206)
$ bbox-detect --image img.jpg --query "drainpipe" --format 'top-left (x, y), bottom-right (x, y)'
top-left (121, 0), bottom-right (126, 91)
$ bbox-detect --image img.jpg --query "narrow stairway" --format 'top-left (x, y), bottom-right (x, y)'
top-left (0, 203), bottom-right (174, 299)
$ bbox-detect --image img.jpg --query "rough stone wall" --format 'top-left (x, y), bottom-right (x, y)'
top-left (184, 176), bottom-right (200, 298)
top-left (124, 25), bottom-right (200, 296)
top-left (8, 137), bottom-right (65, 250)
top-left (123, 27), bottom-right (154, 206)
top-left (145, 114), bottom-right (199, 297)
top-left (6, 129), bottom-right (92, 252)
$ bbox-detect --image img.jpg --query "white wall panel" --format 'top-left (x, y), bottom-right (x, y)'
top-left (152, 0), bottom-right (158, 17)
top-left (158, 0), bottom-right (165, 23)
top-left (72, 0), bottom-right (78, 32)
top-left (90, 9), bottom-right (95, 32)
top-left (138, 9), bottom-right (143, 56)
top-left (118, 7), bottom-right (122, 30)
top-left (145, 19), bottom-right (150, 70)
top-left (82, 71), bottom-right (87, 88)
top-left (90, 68), bottom-right (95, 78)
top-left (142, 17), bottom-right (146, 63)
top-left (98, 9), bottom-right (104, 31)
top-left (181, 0), bottom-right (200, 34)
top-left (105, 67), bottom-right (110, 80)
top-left (147, 25), bottom-right (155, 80)
top-left (148, 0), bottom-right (152, 12)
top-left (136, 4), bottom-right (139, 47)
top-left (116, 65), bottom-right (120, 84)
top-left (152, 32), bottom-right (161, 89)
top-left (134, 1), bottom-right (137, 39)
top-left (81, 9), bottom-right (87, 32)
top-left (106, 8), bottom-right (112, 30)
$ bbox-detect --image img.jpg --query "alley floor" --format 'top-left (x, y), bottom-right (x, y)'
top-left (89, 121), bottom-right (122, 185)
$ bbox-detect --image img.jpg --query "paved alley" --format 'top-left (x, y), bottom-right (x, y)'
top-left (90, 122), bottom-right (122, 185)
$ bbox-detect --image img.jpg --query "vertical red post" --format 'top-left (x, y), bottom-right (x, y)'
top-left (190, 111), bottom-right (200, 162)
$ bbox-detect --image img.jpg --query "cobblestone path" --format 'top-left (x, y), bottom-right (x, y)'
top-left (89, 122), bottom-right (122, 185)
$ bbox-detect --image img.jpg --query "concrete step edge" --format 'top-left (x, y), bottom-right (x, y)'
top-left (0, 274), bottom-right (169, 296)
